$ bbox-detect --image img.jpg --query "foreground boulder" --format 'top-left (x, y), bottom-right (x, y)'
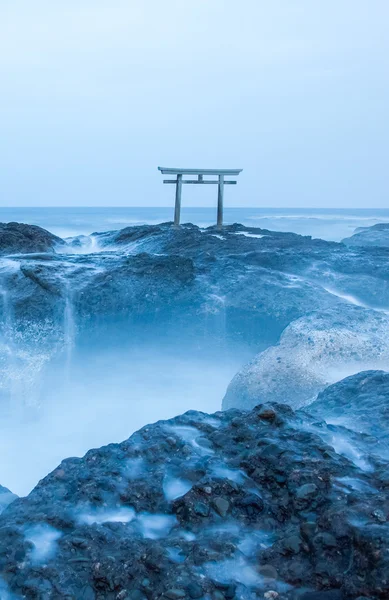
top-left (342, 223), bottom-right (389, 248)
top-left (223, 305), bottom-right (389, 411)
top-left (307, 370), bottom-right (389, 442)
top-left (0, 403), bottom-right (388, 599)
top-left (0, 222), bottom-right (65, 255)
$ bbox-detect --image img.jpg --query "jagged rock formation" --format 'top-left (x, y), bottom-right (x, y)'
top-left (0, 401), bottom-right (388, 599)
top-left (0, 222), bottom-right (65, 255)
top-left (342, 222), bottom-right (389, 248)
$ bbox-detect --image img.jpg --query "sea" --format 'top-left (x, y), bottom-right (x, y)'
top-left (1, 207), bottom-right (389, 241)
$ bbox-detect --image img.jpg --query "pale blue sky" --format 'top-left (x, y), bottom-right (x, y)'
top-left (1, 1), bottom-right (388, 207)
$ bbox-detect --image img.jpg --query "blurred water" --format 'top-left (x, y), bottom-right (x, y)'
top-left (0, 346), bottom-right (244, 495)
top-left (1, 207), bottom-right (389, 241)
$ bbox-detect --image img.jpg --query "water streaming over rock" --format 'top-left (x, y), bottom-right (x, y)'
top-left (62, 281), bottom-right (76, 379)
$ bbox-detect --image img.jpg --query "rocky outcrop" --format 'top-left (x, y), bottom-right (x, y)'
top-left (307, 370), bottom-right (389, 441)
top-left (0, 485), bottom-right (17, 514)
top-left (223, 306), bottom-right (389, 411)
top-left (0, 222), bottom-right (66, 255)
top-left (0, 224), bottom-right (343, 349)
top-left (0, 402), bottom-right (388, 599)
top-left (342, 223), bottom-right (389, 248)
top-left (2, 222), bottom-right (389, 342)
top-left (2, 221), bottom-right (389, 416)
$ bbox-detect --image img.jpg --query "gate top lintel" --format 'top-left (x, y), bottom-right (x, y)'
top-left (158, 167), bottom-right (242, 176)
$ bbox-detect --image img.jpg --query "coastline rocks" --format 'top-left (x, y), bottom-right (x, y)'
top-left (223, 306), bottom-right (389, 411)
top-left (307, 370), bottom-right (389, 441)
top-left (2, 221), bottom-right (389, 417)
top-left (0, 224), bottom-right (342, 350)
top-left (2, 222), bottom-right (389, 346)
top-left (0, 222), bottom-right (65, 255)
top-left (342, 223), bottom-right (389, 248)
top-left (0, 485), bottom-right (17, 514)
top-left (0, 403), bottom-right (388, 598)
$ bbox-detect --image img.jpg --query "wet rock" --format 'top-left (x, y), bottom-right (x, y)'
top-left (164, 590), bottom-right (186, 599)
top-left (371, 508), bottom-right (386, 523)
top-left (300, 591), bottom-right (342, 600)
top-left (300, 521), bottom-right (317, 541)
top-left (186, 582), bottom-right (204, 598)
top-left (313, 532), bottom-right (337, 548)
top-left (307, 370), bottom-right (389, 441)
top-left (194, 502), bottom-right (209, 517)
top-left (281, 534), bottom-right (302, 554)
top-left (0, 222), bottom-right (65, 254)
top-left (296, 483), bottom-right (318, 500)
top-left (224, 584), bottom-right (236, 599)
top-left (0, 402), bottom-right (387, 598)
top-left (238, 494), bottom-right (264, 516)
top-left (4, 220), bottom-right (389, 370)
top-left (342, 222), bottom-right (389, 248)
top-left (257, 405), bottom-right (277, 420)
top-left (212, 497), bottom-right (229, 517)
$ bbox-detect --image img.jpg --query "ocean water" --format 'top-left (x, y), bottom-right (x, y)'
top-left (1, 207), bottom-right (389, 241)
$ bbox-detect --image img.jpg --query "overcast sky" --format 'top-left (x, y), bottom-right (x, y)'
top-left (1, 0), bottom-right (388, 208)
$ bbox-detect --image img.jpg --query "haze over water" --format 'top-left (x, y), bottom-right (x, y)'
top-left (1, 207), bottom-right (389, 242)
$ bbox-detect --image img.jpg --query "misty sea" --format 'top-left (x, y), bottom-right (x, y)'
top-left (1, 207), bottom-right (389, 241)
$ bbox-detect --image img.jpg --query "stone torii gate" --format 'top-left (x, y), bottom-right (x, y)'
top-left (158, 167), bottom-right (243, 229)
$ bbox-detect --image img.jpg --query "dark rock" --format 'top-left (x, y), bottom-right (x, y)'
top-left (164, 590), bottom-right (186, 599)
top-left (296, 483), bottom-right (318, 500)
top-left (308, 370), bottom-right (389, 441)
top-left (186, 582), bottom-right (203, 598)
top-left (313, 532), bottom-right (337, 548)
top-left (224, 584), bottom-right (236, 599)
top-left (0, 222), bottom-right (65, 254)
top-left (342, 222), bottom-right (389, 248)
top-left (0, 402), bottom-right (384, 598)
top-left (128, 592), bottom-right (146, 600)
top-left (300, 591), bottom-right (343, 600)
top-left (212, 497), bottom-right (229, 517)
top-left (257, 405), bottom-right (278, 420)
top-left (281, 534), bottom-right (302, 554)
top-left (238, 493), bottom-right (264, 516)
top-left (300, 521), bottom-right (317, 541)
top-left (194, 502), bottom-right (209, 517)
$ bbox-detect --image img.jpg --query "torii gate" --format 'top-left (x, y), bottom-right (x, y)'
top-left (158, 167), bottom-right (243, 229)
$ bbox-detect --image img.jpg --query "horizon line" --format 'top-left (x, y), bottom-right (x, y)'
top-left (0, 206), bottom-right (388, 211)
